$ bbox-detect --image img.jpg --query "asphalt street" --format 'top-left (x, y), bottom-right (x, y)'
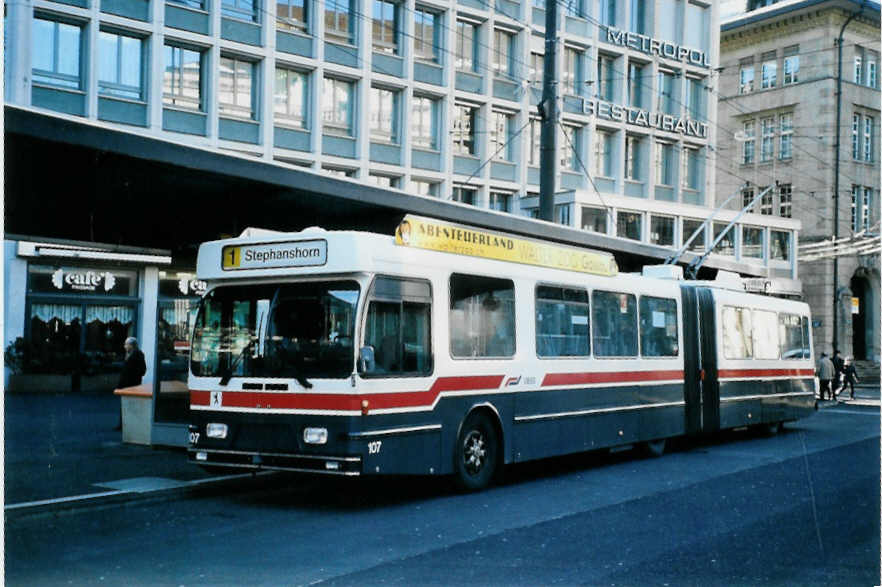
top-left (5, 401), bottom-right (879, 586)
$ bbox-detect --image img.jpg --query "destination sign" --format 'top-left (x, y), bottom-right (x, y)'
top-left (221, 239), bottom-right (327, 271)
top-left (395, 216), bottom-right (618, 277)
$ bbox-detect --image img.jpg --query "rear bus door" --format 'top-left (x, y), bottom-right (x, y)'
top-left (681, 286), bottom-right (720, 435)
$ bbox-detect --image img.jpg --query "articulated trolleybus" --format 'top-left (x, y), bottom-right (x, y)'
top-left (188, 215), bottom-right (816, 490)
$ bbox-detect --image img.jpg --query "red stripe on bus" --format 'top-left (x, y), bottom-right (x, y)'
top-left (190, 375), bottom-right (505, 411)
top-left (541, 370), bottom-right (685, 387)
top-left (718, 368), bottom-right (815, 379)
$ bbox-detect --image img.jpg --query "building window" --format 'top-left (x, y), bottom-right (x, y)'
top-left (770, 230), bottom-right (790, 261)
top-left (451, 186), bottom-right (476, 205)
top-left (565, 47), bottom-right (585, 97)
top-left (862, 187), bottom-right (872, 231)
top-left (650, 215), bottom-right (674, 246)
top-left (561, 123), bottom-right (581, 170)
top-left (562, 0), bottom-right (582, 18)
top-left (528, 117), bottom-right (541, 166)
top-left (742, 187), bottom-right (754, 210)
top-left (742, 120), bottom-right (755, 164)
top-left (453, 104), bottom-right (477, 155)
top-left (779, 183), bottom-right (792, 218)
top-left (326, 0), bottom-right (354, 44)
top-left (617, 211), bottom-right (642, 241)
top-left (455, 20), bottom-right (477, 73)
top-left (222, 0), bottom-right (257, 22)
top-left (369, 173), bottom-right (400, 188)
top-left (685, 77), bottom-right (704, 120)
top-left (594, 129), bottom-right (613, 178)
top-left (98, 31), bottom-right (143, 101)
top-left (164, 45), bottom-right (203, 111)
top-left (684, 1), bottom-right (708, 52)
top-left (322, 76), bottom-right (354, 136)
top-left (681, 146), bottom-right (700, 190)
top-left (853, 114), bottom-right (861, 159)
top-left (277, 0), bottom-right (307, 32)
top-left (412, 95), bottom-right (438, 150)
top-left (868, 59), bottom-right (877, 89)
top-left (493, 29), bottom-right (515, 78)
top-left (760, 117), bottom-right (774, 162)
top-left (629, 0), bottom-right (645, 34)
top-left (582, 206), bottom-right (608, 233)
top-left (372, 0), bottom-right (400, 55)
top-left (864, 116), bottom-right (873, 162)
top-left (413, 180), bottom-right (440, 196)
top-left (32, 17), bottom-right (82, 90)
top-left (169, 0), bottom-right (205, 9)
top-left (655, 141), bottom-right (674, 186)
top-left (599, 0), bottom-right (615, 26)
top-left (682, 218), bottom-right (705, 251)
top-left (596, 53), bottom-right (613, 101)
top-left (713, 222), bottom-right (735, 256)
top-left (852, 185), bottom-right (860, 230)
top-left (369, 86), bottom-right (399, 143)
top-left (413, 8), bottom-right (439, 63)
top-left (530, 52), bottom-right (544, 86)
top-left (779, 113), bottom-right (793, 159)
top-left (219, 56), bottom-right (255, 120)
top-left (760, 188), bottom-right (773, 215)
top-left (854, 55), bottom-right (863, 84)
top-left (761, 57), bottom-right (776, 89)
top-left (274, 67), bottom-right (308, 128)
top-left (625, 135), bottom-right (642, 181)
top-left (628, 61), bottom-right (645, 108)
top-left (657, 70), bottom-right (677, 115)
top-left (739, 64), bottom-right (754, 94)
top-left (490, 111), bottom-right (513, 161)
top-left (742, 226), bottom-right (764, 258)
top-left (783, 47), bottom-right (799, 85)
top-left (489, 191), bottom-right (512, 212)
top-left (556, 204), bottom-right (572, 226)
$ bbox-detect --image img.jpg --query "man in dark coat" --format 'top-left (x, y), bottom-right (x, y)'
top-left (115, 337), bottom-right (147, 430)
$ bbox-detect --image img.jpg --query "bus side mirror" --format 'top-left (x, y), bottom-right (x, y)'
top-left (359, 346), bottom-right (376, 373)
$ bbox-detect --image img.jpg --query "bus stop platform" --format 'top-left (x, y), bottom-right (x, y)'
top-left (3, 391), bottom-right (243, 515)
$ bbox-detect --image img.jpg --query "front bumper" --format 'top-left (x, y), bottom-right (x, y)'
top-left (188, 448), bottom-right (362, 476)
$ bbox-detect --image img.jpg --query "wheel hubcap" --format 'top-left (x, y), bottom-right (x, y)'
top-left (463, 430), bottom-right (486, 475)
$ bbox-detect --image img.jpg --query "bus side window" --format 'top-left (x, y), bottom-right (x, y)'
top-left (536, 285), bottom-right (589, 358)
top-left (639, 296), bottom-right (678, 357)
top-left (592, 290), bottom-right (637, 357)
top-left (722, 306), bottom-right (753, 359)
top-left (362, 277), bottom-right (432, 377)
top-left (450, 274), bottom-right (515, 358)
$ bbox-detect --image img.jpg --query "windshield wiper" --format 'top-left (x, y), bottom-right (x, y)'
top-left (219, 340), bottom-right (254, 386)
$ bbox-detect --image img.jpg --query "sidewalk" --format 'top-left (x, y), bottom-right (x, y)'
top-left (4, 392), bottom-right (218, 509)
top-left (817, 383), bottom-right (881, 408)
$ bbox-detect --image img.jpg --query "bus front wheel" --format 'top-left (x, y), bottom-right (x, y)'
top-left (454, 411), bottom-right (499, 491)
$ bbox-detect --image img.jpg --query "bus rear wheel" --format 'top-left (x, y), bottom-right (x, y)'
top-left (454, 411), bottom-right (499, 491)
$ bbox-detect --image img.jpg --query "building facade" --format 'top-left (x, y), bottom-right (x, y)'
top-left (717, 0), bottom-right (881, 361)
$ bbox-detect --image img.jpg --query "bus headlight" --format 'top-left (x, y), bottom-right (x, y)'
top-left (303, 427), bottom-right (328, 445)
top-left (206, 423), bottom-right (228, 439)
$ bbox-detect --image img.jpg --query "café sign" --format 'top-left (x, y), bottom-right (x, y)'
top-left (605, 26), bottom-right (711, 69)
top-left (583, 98), bottom-right (709, 139)
top-left (51, 268), bottom-right (117, 292)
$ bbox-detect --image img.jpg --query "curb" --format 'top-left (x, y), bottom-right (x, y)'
top-left (4, 471), bottom-right (279, 522)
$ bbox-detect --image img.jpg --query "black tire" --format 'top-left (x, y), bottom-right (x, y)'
top-left (453, 411), bottom-right (499, 491)
top-left (640, 438), bottom-right (667, 458)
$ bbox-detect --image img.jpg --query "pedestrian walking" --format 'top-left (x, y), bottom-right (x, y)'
top-left (817, 352), bottom-right (834, 401)
top-left (115, 336), bottom-right (146, 430)
top-left (842, 357), bottom-right (859, 400)
top-left (831, 349), bottom-right (845, 398)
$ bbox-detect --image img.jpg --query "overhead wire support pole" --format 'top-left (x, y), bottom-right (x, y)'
top-left (684, 184), bottom-right (776, 280)
top-left (665, 183), bottom-right (747, 267)
top-left (538, 0), bottom-right (559, 223)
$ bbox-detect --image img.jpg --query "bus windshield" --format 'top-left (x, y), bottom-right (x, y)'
top-left (191, 281), bottom-right (360, 381)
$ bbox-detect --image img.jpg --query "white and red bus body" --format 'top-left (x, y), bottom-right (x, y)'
top-left (187, 226), bottom-right (816, 488)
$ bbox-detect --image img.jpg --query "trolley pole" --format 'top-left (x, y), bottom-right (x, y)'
top-left (538, 0), bottom-right (559, 223)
